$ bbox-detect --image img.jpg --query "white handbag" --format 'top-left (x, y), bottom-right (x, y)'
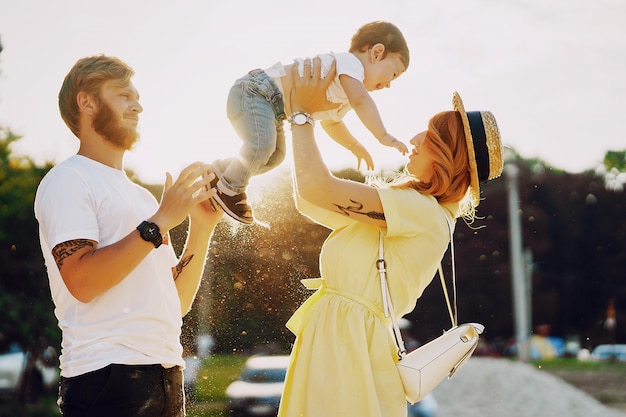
top-left (378, 216), bottom-right (484, 404)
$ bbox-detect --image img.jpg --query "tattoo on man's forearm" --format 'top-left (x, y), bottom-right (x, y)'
top-left (52, 239), bottom-right (95, 269)
top-left (173, 254), bottom-right (195, 281)
top-left (333, 199), bottom-right (385, 220)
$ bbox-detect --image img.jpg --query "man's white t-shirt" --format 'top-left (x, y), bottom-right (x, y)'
top-left (34, 155), bottom-right (183, 378)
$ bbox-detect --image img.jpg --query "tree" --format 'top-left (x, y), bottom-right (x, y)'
top-left (1, 130), bottom-right (624, 356)
top-left (601, 149), bottom-right (626, 192)
top-left (202, 167), bottom-right (328, 353)
top-left (604, 150), bottom-right (626, 172)
top-left (192, 155), bottom-right (626, 353)
top-left (0, 127), bottom-right (58, 350)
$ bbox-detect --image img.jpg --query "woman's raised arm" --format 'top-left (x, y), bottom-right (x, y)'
top-left (288, 57), bottom-right (387, 227)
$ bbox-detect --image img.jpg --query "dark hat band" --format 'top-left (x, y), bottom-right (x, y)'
top-left (467, 111), bottom-right (489, 183)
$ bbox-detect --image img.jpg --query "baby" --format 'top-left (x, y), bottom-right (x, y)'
top-left (211, 21), bottom-right (410, 224)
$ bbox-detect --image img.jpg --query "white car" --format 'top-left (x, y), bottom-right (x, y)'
top-left (226, 355), bottom-right (291, 417)
top-left (590, 344), bottom-right (626, 362)
top-left (0, 344), bottom-right (58, 403)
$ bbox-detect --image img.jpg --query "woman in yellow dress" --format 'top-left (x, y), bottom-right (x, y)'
top-left (278, 58), bottom-right (504, 417)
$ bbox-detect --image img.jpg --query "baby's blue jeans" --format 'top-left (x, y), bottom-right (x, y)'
top-left (213, 69), bottom-right (286, 194)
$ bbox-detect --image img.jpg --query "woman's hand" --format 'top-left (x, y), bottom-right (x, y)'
top-left (289, 56), bottom-right (337, 115)
top-left (289, 56), bottom-right (386, 228)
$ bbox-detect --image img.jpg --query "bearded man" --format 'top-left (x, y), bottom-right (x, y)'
top-left (34, 55), bottom-right (223, 417)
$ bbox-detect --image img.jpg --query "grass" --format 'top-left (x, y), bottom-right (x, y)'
top-left (189, 356), bottom-right (626, 415)
top-left (194, 354), bottom-right (248, 401)
top-left (186, 354), bottom-right (249, 417)
top-left (529, 357), bottom-right (626, 409)
top-left (0, 393), bottom-right (60, 417)
top-left (6, 355), bottom-right (626, 416)
top-left (0, 354), bottom-right (249, 417)
top-left (530, 357), bottom-right (626, 374)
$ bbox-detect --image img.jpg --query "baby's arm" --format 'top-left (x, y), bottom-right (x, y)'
top-left (380, 133), bottom-right (409, 155)
top-left (341, 75), bottom-right (408, 155)
top-left (321, 119), bottom-right (375, 170)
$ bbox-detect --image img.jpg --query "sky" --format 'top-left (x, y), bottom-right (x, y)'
top-left (1, 0), bottom-right (625, 184)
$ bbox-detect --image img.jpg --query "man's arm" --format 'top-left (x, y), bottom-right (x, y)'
top-left (53, 234), bottom-right (155, 303)
top-left (55, 162), bottom-right (215, 303)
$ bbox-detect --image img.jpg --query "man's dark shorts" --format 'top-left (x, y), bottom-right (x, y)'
top-left (58, 364), bottom-right (185, 417)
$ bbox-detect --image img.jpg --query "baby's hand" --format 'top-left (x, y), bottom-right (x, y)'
top-left (392, 140), bottom-right (409, 155)
top-left (350, 142), bottom-right (375, 171)
top-left (379, 133), bottom-right (408, 155)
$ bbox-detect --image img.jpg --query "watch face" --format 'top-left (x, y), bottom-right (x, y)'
top-left (138, 221), bottom-right (162, 248)
top-left (145, 225), bottom-right (158, 238)
top-left (294, 113), bottom-right (307, 125)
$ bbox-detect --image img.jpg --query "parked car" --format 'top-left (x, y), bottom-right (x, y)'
top-left (225, 355), bottom-right (290, 417)
top-left (590, 344), bottom-right (626, 362)
top-left (407, 392), bottom-right (439, 417)
top-left (0, 342), bottom-right (59, 403)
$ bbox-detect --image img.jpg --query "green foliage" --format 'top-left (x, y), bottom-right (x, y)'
top-left (186, 405), bottom-right (228, 417)
top-left (186, 157), bottom-right (626, 353)
top-left (0, 394), bottom-right (61, 417)
top-left (333, 167), bottom-right (366, 182)
top-left (205, 167), bottom-right (328, 353)
top-left (1, 125), bottom-right (625, 361)
top-left (603, 149), bottom-right (626, 172)
top-left (0, 128), bottom-right (58, 351)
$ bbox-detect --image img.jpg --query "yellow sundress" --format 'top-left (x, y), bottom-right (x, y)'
top-left (277, 187), bottom-right (458, 417)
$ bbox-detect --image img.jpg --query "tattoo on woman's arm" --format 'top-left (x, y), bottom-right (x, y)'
top-left (52, 239), bottom-right (95, 269)
top-left (173, 254), bottom-right (195, 281)
top-left (334, 199), bottom-right (385, 220)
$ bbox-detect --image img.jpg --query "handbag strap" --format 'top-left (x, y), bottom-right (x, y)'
top-left (439, 214), bottom-right (458, 326)
top-left (378, 213), bottom-right (456, 358)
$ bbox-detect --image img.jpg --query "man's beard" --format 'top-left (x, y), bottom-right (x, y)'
top-left (92, 99), bottom-right (139, 150)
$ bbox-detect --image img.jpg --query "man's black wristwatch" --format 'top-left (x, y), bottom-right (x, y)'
top-left (137, 220), bottom-right (163, 248)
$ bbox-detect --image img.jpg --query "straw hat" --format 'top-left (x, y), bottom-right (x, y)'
top-left (452, 92), bottom-right (503, 206)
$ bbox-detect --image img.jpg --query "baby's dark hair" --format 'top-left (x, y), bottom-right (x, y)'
top-left (349, 21), bottom-right (410, 69)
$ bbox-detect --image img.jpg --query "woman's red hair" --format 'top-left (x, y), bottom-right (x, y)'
top-left (370, 111), bottom-right (474, 217)
top-left (409, 111), bottom-right (471, 203)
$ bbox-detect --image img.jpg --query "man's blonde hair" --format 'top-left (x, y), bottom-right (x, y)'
top-left (58, 55), bottom-right (134, 137)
